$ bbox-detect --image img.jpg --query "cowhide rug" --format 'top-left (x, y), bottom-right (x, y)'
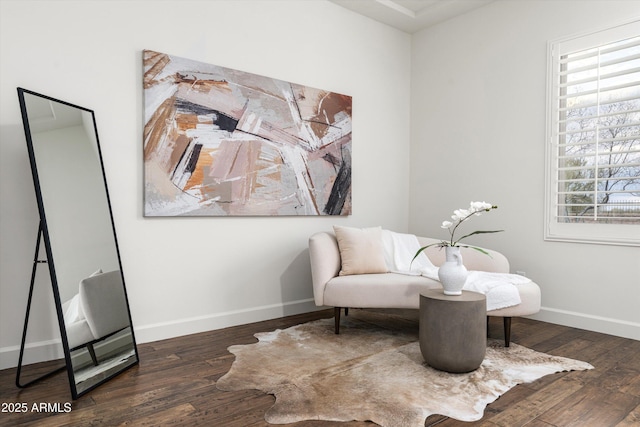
top-left (216, 310), bottom-right (593, 427)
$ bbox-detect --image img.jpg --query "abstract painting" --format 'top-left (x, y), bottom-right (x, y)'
top-left (143, 50), bottom-right (352, 216)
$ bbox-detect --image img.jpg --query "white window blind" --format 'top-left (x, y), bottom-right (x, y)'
top-left (546, 19), bottom-right (640, 246)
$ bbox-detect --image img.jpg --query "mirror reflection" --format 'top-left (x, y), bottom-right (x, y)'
top-left (19, 89), bottom-right (138, 397)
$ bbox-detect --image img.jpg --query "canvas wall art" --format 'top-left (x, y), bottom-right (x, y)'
top-left (143, 50), bottom-right (352, 216)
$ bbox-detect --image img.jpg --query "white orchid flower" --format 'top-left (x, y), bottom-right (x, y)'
top-left (470, 201), bottom-right (492, 211)
top-left (453, 209), bottom-right (470, 220)
top-left (412, 201), bottom-right (503, 265)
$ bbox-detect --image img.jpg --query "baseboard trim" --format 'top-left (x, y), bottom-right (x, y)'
top-left (134, 298), bottom-right (322, 344)
top-left (527, 306), bottom-right (640, 341)
top-left (0, 299), bottom-right (321, 370)
top-left (0, 339), bottom-right (64, 371)
top-left (8, 302), bottom-right (633, 370)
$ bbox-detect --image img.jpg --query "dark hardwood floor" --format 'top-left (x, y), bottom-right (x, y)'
top-left (1, 309), bottom-right (639, 426)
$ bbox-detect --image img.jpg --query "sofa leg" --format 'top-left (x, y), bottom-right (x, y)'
top-left (87, 343), bottom-right (99, 366)
top-left (503, 317), bottom-right (512, 347)
top-left (334, 307), bottom-right (341, 334)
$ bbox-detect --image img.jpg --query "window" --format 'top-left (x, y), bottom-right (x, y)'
top-left (546, 19), bottom-right (640, 246)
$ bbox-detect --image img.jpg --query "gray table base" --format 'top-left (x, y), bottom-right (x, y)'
top-left (419, 290), bottom-right (487, 373)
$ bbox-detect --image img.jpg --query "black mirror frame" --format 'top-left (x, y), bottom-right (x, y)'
top-left (16, 87), bottom-right (139, 399)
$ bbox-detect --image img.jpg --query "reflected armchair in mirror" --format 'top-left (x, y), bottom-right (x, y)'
top-left (64, 270), bottom-right (132, 366)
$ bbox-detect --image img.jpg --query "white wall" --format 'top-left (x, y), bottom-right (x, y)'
top-left (410, 0), bottom-right (640, 339)
top-left (31, 124), bottom-right (119, 303)
top-left (0, 0), bottom-right (411, 368)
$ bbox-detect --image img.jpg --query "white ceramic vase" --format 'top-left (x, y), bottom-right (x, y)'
top-left (438, 246), bottom-right (468, 295)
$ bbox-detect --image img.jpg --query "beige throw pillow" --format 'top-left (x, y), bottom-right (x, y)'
top-left (333, 225), bottom-right (388, 276)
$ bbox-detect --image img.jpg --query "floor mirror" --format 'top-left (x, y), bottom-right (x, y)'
top-left (16, 88), bottom-right (138, 399)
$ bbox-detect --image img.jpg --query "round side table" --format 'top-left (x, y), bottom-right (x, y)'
top-left (419, 289), bottom-right (487, 373)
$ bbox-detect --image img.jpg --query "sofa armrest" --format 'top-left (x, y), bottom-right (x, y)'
top-left (79, 270), bottom-right (130, 340)
top-left (309, 232), bottom-right (342, 306)
top-left (416, 236), bottom-right (510, 273)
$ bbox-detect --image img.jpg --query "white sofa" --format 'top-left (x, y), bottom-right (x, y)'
top-left (63, 270), bottom-right (130, 365)
top-left (309, 231), bottom-right (541, 346)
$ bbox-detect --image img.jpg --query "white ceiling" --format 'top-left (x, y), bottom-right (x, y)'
top-left (329, 0), bottom-right (496, 33)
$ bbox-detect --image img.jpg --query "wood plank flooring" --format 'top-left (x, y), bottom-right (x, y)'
top-left (1, 309), bottom-right (639, 426)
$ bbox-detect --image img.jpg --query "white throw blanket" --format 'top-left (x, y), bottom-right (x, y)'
top-left (381, 230), bottom-right (529, 311)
